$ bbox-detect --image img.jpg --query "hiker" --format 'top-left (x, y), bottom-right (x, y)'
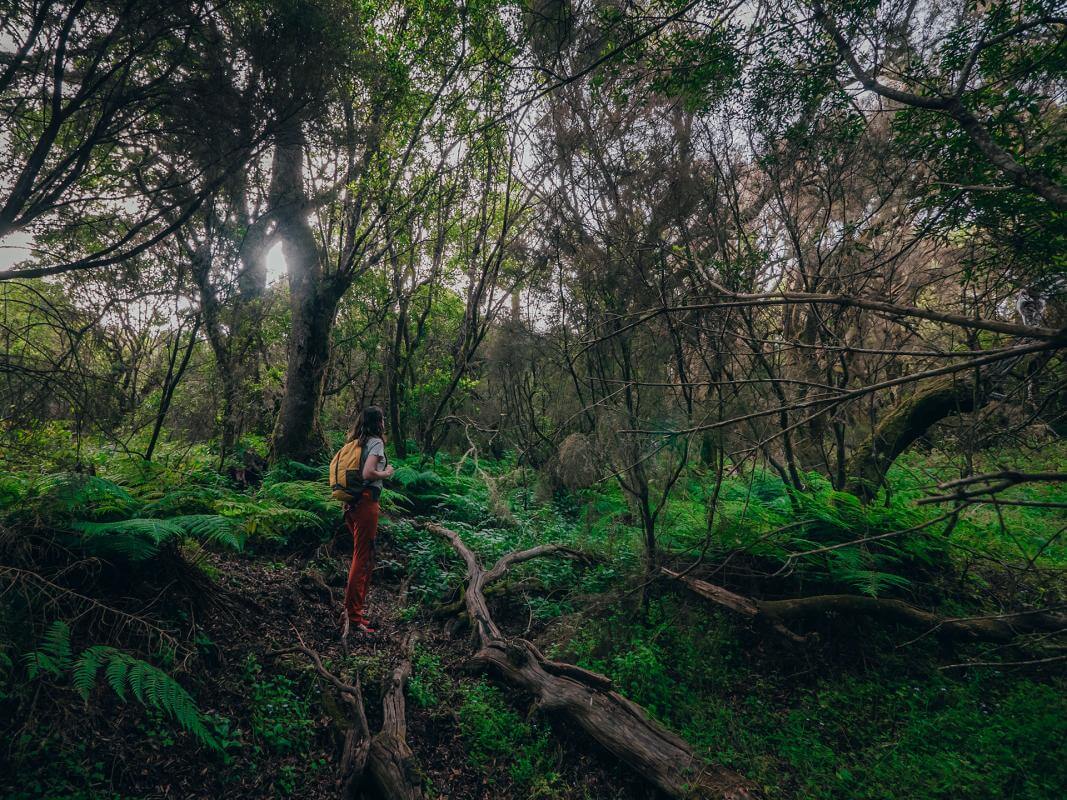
top-left (330, 405), bottom-right (394, 636)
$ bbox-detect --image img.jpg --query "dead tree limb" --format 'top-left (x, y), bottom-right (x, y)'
top-left (918, 471), bottom-right (1067, 505)
top-left (663, 568), bottom-right (1067, 643)
top-left (424, 522), bottom-right (756, 800)
top-left (366, 633), bottom-right (426, 800)
top-left (271, 643), bottom-right (370, 797)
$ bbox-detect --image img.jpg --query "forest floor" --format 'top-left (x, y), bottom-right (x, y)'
top-left (3, 444), bottom-right (1066, 800)
top-left (7, 518), bottom-right (650, 800)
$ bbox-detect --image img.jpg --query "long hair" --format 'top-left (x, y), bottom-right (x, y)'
top-left (354, 406), bottom-right (386, 445)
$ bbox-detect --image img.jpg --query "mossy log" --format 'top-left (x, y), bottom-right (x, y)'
top-left (425, 522), bottom-right (757, 800)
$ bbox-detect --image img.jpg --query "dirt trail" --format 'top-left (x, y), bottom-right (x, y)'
top-left (192, 520), bottom-right (652, 800)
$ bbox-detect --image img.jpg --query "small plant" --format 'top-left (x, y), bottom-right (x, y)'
top-left (407, 646), bottom-right (447, 709)
top-left (243, 654), bottom-right (314, 755)
top-left (456, 679), bottom-right (560, 792)
top-left (23, 621), bottom-right (217, 749)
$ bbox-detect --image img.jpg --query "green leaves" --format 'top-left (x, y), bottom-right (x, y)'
top-left (23, 622), bottom-right (217, 749)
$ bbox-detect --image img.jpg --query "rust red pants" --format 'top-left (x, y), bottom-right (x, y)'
top-left (342, 491), bottom-right (379, 622)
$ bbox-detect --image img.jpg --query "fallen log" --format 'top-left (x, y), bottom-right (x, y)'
top-left (366, 633), bottom-right (425, 800)
top-left (271, 643), bottom-right (370, 797)
top-left (273, 635), bottom-right (425, 800)
top-left (424, 521), bottom-right (756, 800)
top-left (663, 568), bottom-right (1067, 643)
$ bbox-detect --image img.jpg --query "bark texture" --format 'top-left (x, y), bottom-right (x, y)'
top-left (426, 522), bottom-right (757, 800)
top-left (268, 127), bottom-right (336, 463)
top-left (366, 634), bottom-right (426, 800)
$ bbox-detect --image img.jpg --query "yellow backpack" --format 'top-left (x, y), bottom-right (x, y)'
top-left (329, 440), bottom-right (366, 502)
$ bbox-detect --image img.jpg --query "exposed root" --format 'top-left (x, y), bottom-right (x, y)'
top-left (424, 521), bottom-right (757, 800)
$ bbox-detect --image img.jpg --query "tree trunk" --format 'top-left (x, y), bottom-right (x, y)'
top-left (145, 317), bottom-right (200, 461)
top-left (845, 377), bottom-right (979, 502)
top-left (268, 128), bottom-right (336, 463)
top-left (426, 522), bottom-right (757, 800)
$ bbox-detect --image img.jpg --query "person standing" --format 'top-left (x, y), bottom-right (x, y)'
top-left (340, 406), bottom-right (394, 636)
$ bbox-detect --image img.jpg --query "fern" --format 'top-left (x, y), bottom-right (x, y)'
top-left (262, 459), bottom-right (325, 484)
top-left (0, 474), bottom-right (28, 511)
top-left (70, 518), bottom-right (184, 561)
top-left (71, 645), bottom-right (217, 749)
top-left (33, 473), bottom-right (142, 522)
top-left (23, 620), bottom-right (72, 679)
top-left (256, 481), bottom-right (333, 516)
top-left (142, 487), bottom-right (227, 517)
top-left (69, 512), bottom-right (244, 559)
top-left (170, 514), bottom-right (244, 551)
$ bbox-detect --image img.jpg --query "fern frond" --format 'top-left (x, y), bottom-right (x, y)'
top-left (68, 647), bottom-right (217, 749)
top-left (72, 644), bottom-right (113, 699)
top-left (105, 652), bottom-right (131, 700)
top-left (0, 474), bottom-right (28, 511)
top-left (169, 514), bottom-right (245, 551)
top-left (23, 620), bottom-right (72, 678)
top-left (142, 487), bottom-right (226, 517)
top-left (34, 473), bottom-right (141, 522)
top-left (70, 518), bottom-right (183, 561)
top-left (256, 481), bottom-right (332, 515)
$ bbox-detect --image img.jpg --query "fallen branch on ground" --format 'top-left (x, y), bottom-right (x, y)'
top-left (366, 633), bottom-right (425, 800)
top-left (271, 632), bottom-right (425, 799)
top-left (663, 568), bottom-right (1067, 644)
top-left (424, 521), bottom-right (756, 800)
top-left (270, 640), bottom-right (369, 797)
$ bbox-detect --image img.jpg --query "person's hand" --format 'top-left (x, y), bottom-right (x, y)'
top-left (384, 464), bottom-right (396, 478)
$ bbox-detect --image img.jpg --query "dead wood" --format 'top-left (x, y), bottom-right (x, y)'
top-left (274, 633), bottom-right (425, 800)
top-left (424, 521), bottom-right (757, 800)
top-left (366, 633), bottom-right (426, 800)
top-left (271, 643), bottom-right (370, 797)
top-left (663, 568), bottom-right (1067, 643)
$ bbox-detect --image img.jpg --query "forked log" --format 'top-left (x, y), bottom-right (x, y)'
top-left (424, 522), bottom-right (756, 800)
top-left (271, 643), bottom-right (370, 797)
top-left (274, 636), bottom-right (425, 800)
top-left (663, 568), bottom-right (1067, 643)
top-left (366, 633), bottom-right (426, 800)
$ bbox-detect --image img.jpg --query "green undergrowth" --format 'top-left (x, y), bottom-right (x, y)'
top-left (2, 437), bottom-right (1063, 800)
top-left (549, 595), bottom-right (1066, 800)
top-left (396, 445), bottom-right (1066, 800)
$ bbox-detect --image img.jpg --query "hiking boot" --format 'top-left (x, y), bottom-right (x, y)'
top-left (353, 618), bottom-right (377, 634)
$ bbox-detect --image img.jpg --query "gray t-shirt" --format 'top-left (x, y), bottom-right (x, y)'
top-left (362, 437), bottom-right (386, 489)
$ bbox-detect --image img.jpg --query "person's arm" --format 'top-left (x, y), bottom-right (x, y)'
top-left (363, 442), bottom-right (394, 481)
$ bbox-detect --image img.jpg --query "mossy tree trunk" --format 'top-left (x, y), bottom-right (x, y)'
top-left (845, 377), bottom-right (980, 503)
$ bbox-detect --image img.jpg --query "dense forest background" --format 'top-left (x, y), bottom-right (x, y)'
top-left (1, 1), bottom-right (1065, 798)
